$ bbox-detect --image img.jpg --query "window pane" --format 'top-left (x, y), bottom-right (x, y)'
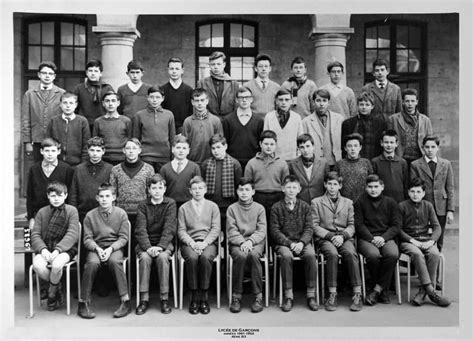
top-left (378, 49), bottom-right (390, 65)
top-left (198, 56), bottom-right (210, 80)
top-left (28, 23), bottom-right (41, 44)
top-left (408, 49), bottom-right (421, 73)
top-left (61, 47), bottom-right (74, 70)
top-left (243, 25), bottom-right (255, 47)
top-left (61, 22), bottom-right (74, 45)
top-left (230, 23), bottom-right (242, 48)
top-left (396, 49), bottom-right (408, 72)
top-left (409, 26), bottom-right (421, 48)
top-left (42, 22), bottom-right (54, 45)
top-left (366, 26), bottom-right (377, 48)
top-left (365, 50), bottom-right (377, 71)
top-left (242, 57), bottom-right (255, 79)
top-left (230, 57), bottom-right (242, 80)
top-left (28, 46), bottom-right (41, 69)
top-left (199, 24), bottom-right (211, 47)
top-left (75, 24), bottom-right (86, 46)
top-left (211, 23), bottom-right (224, 47)
top-left (396, 25), bottom-right (409, 48)
top-left (74, 47), bottom-right (86, 71)
top-left (378, 25), bottom-right (390, 48)
top-left (42, 46), bottom-right (54, 62)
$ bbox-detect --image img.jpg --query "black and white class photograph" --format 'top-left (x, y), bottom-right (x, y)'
top-left (1, 0), bottom-right (472, 340)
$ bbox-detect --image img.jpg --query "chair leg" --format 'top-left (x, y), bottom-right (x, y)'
top-left (279, 269), bottom-right (282, 307)
top-left (407, 258), bottom-right (411, 303)
top-left (136, 258), bottom-right (140, 308)
top-left (228, 259), bottom-right (232, 307)
top-left (273, 256), bottom-right (277, 300)
top-left (216, 258), bottom-right (221, 309)
top-left (179, 259), bottom-right (184, 310)
top-left (439, 253), bottom-right (446, 295)
top-left (359, 255), bottom-right (366, 301)
top-left (36, 273), bottom-right (41, 307)
top-left (264, 259), bottom-right (269, 307)
top-left (76, 262), bottom-right (81, 306)
top-left (28, 265), bottom-right (34, 318)
top-left (320, 255), bottom-right (325, 303)
top-left (65, 264), bottom-right (71, 315)
top-left (171, 257), bottom-right (178, 309)
top-left (315, 256), bottom-right (320, 306)
top-left (395, 261), bottom-right (401, 305)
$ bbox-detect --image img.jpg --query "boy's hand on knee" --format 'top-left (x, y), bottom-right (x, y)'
top-left (421, 240), bottom-right (435, 250)
top-left (240, 240), bottom-right (253, 253)
top-left (371, 236), bottom-right (385, 248)
top-left (447, 211), bottom-right (454, 224)
top-left (409, 239), bottom-right (423, 248)
top-left (41, 249), bottom-right (51, 262)
top-left (331, 235), bottom-right (343, 248)
top-left (102, 247), bottom-right (113, 262)
top-left (292, 242), bottom-right (304, 255)
top-left (50, 250), bottom-right (59, 260)
top-left (29, 218), bottom-right (35, 230)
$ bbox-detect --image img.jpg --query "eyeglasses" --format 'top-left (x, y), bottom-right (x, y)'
top-left (39, 71), bottom-right (55, 76)
top-left (237, 96), bottom-right (252, 100)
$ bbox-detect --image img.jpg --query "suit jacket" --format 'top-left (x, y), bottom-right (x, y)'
top-left (311, 194), bottom-right (355, 240)
top-left (21, 84), bottom-right (66, 143)
top-left (388, 112), bottom-right (433, 158)
top-left (288, 156), bottom-right (330, 204)
top-left (197, 76), bottom-right (240, 117)
top-left (299, 111), bottom-right (344, 162)
top-left (361, 81), bottom-right (402, 121)
top-left (410, 157), bottom-right (455, 215)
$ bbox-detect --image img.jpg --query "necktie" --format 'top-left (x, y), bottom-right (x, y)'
top-left (379, 82), bottom-right (385, 89)
top-left (320, 114), bottom-right (327, 127)
top-left (176, 161), bottom-right (184, 174)
top-left (261, 80), bottom-right (266, 89)
top-left (428, 160), bottom-right (436, 177)
top-left (287, 201), bottom-right (295, 211)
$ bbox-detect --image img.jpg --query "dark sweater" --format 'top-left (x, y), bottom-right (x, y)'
top-left (270, 199), bottom-right (313, 247)
top-left (398, 199), bottom-right (441, 243)
top-left (371, 154), bottom-right (408, 203)
top-left (117, 83), bottom-right (152, 120)
top-left (47, 114), bottom-right (91, 166)
top-left (222, 112), bottom-right (264, 164)
top-left (26, 161), bottom-right (74, 220)
top-left (92, 115), bottom-right (132, 162)
top-left (160, 160), bottom-right (201, 204)
top-left (135, 197), bottom-right (177, 251)
top-left (73, 81), bottom-right (114, 127)
top-left (335, 158), bottom-right (373, 202)
top-left (160, 82), bottom-right (193, 131)
top-left (69, 160), bottom-right (113, 219)
top-left (354, 193), bottom-right (401, 242)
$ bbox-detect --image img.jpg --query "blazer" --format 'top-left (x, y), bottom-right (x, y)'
top-left (388, 112), bottom-right (433, 158)
top-left (299, 111), bottom-right (344, 162)
top-left (410, 157), bottom-right (455, 216)
top-left (197, 76), bottom-right (240, 117)
top-left (311, 194), bottom-right (355, 240)
top-left (288, 156), bottom-right (330, 204)
top-left (361, 81), bottom-right (402, 121)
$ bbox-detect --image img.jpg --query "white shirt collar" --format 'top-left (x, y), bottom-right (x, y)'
top-left (127, 82), bottom-right (142, 92)
top-left (104, 112), bottom-right (120, 118)
top-left (62, 113), bottom-right (76, 121)
top-left (377, 80), bottom-right (388, 88)
top-left (169, 79), bottom-right (183, 89)
top-left (237, 107), bottom-right (252, 117)
top-left (171, 158), bottom-right (188, 170)
top-left (425, 156), bottom-right (438, 164)
top-left (40, 83), bottom-right (53, 90)
top-left (328, 82), bottom-right (343, 89)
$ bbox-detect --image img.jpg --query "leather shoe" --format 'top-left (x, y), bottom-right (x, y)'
top-left (281, 298), bottom-right (293, 312)
top-left (378, 290), bottom-right (390, 304)
top-left (251, 298), bottom-right (263, 313)
top-left (230, 297), bottom-right (241, 313)
top-left (307, 297), bottom-right (319, 311)
top-left (40, 288), bottom-right (48, 300)
top-left (77, 301), bottom-right (96, 319)
top-left (365, 290), bottom-right (380, 306)
top-left (161, 300), bottom-right (172, 314)
top-left (199, 300), bottom-right (210, 314)
top-left (113, 300), bottom-right (131, 318)
top-left (188, 300), bottom-right (199, 314)
top-left (411, 288), bottom-right (426, 306)
top-left (135, 300), bottom-right (149, 315)
top-left (47, 296), bottom-right (58, 311)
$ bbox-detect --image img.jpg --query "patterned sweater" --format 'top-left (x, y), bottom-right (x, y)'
top-left (270, 199), bottom-right (313, 247)
top-left (335, 158), bottom-right (373, 202)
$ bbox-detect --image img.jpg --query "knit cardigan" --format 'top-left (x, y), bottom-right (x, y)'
top-left (226, 201), bottom-right (266, 246)
top-left (178, 199), bottom-right (221, 246)
top-left (263, 110), bottom-right (302, 161)
top-left (109, 161), bottom-right (155, 215)
top-left (31, 204), bottom-right (79, 257)
top-left (83, 206), bottom-right (129, 251)
top-left (270, 199), bottom-right (313, 247)
top-left (398, 199), bottom-right (441, 243)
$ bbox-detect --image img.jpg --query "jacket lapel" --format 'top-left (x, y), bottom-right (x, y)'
top-left (309, 115), bottom-right (323, 144)
top-left (433, 159), bottom-right (445, 180)
top-left (420, 158), bottom-right (434, 180)
top-left (205, 78), bottom-right (218, 98)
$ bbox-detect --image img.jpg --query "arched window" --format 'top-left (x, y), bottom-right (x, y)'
top-left (23, 17), bottom-right (87, 91)
top-left (365, 20), bottom-right (427, 112)
top-left (196, 20), bottom-right (258, 86)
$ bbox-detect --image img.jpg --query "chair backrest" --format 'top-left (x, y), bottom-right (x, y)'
top-left (126, 220), bottom-right (131, 258)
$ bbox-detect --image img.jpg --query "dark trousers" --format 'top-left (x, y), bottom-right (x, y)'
top-left (437, 215), bottom-right (447, 251)
top-left (318, 239), bottom-right (361, 288)
top-left (230, 242), bottom-right (264, 296)
top-left (181, 244), bottom-right (217, 291)
top-left (81, 250), bottom-right (128, 301)
top-left (357, 239), bottom-right (399, 291)
top-left (254, 191), bottom-right (283, 229)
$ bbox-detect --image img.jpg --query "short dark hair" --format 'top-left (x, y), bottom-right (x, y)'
top-left (344, 133), bottom-right (363, 146)
top-left (357, 91), bottom-right (375, 105)
top-left (101, 90), bottom-right (118, 102)
top-left (209, 134), bottom-right (227, 147)
top-left (87, 136), bottom-right (105, 149)
top-left (366, 174), bottom-right (384, 186)
top-left (422, 135), bottom-right (440, 146)
top-left (209, 51), bottom-right (226, 62)
top-left (402, 88), bottom-right (418, 100)
top-left (296, 134), bottom-right (314, 146)
top-left (148, 86), bottom-right (164, 96)
top-left (324, 171), bottom-right (343, 185)
top-left (313, 89), bottom-right (331, 101)
top-left (97, 182), bottom-right (116, 196)
top-left (327, 61), bottom-right (344, 73)
top-left (409, 177), bottom-right (426, 191)
top-left (283, 174), bottom-right (300, 185)
top-left (255, 54), bottom-right (272, 66)
top-left (38, 61), bottom-right (57, 73)
top-left (127, 60), bottom-right (144, 72)
top-left (189, 175), bottom-right (206, 188)
top-left (167, 57), bottom-right (184, 67)
top-left (47, 181), bottom-right (67, 195)
top-left (275, 88), bottom-right (291, 99)
top-left (148, 174), bottom-right (166, 188)
top-left (86, 59), bottom-right (103, 71)
top-left (60, 91), bottom-right (78, 102)
top-left (192, 87), bottom-right (208, 99)
top-left (41, 137), bottom-right (61, 149)
top-left (172, 135), bottom-right (189, 146)
top-left (236, 86), bottom-right (253, 97)
top-left (124, 138), bottom-right (141, 148)
top-left (380, 129), bottom-right (399, 142)
top-left (259, 130), bottom-right (277, 143)
top-left (238, 177), bottom-right (255, 189)
top-left (290, 56), bottom-right (306, 68)
top-left (372, 59), bottom-right (388, 70)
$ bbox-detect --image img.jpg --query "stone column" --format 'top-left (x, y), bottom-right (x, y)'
top-left (308, 15), bottom-right (354, 87)
top-left (93, 15), bottom-right (140, 90)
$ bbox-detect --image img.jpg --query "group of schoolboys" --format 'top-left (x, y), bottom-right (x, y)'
top-left (23, 52), bottom-right (454, 319)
